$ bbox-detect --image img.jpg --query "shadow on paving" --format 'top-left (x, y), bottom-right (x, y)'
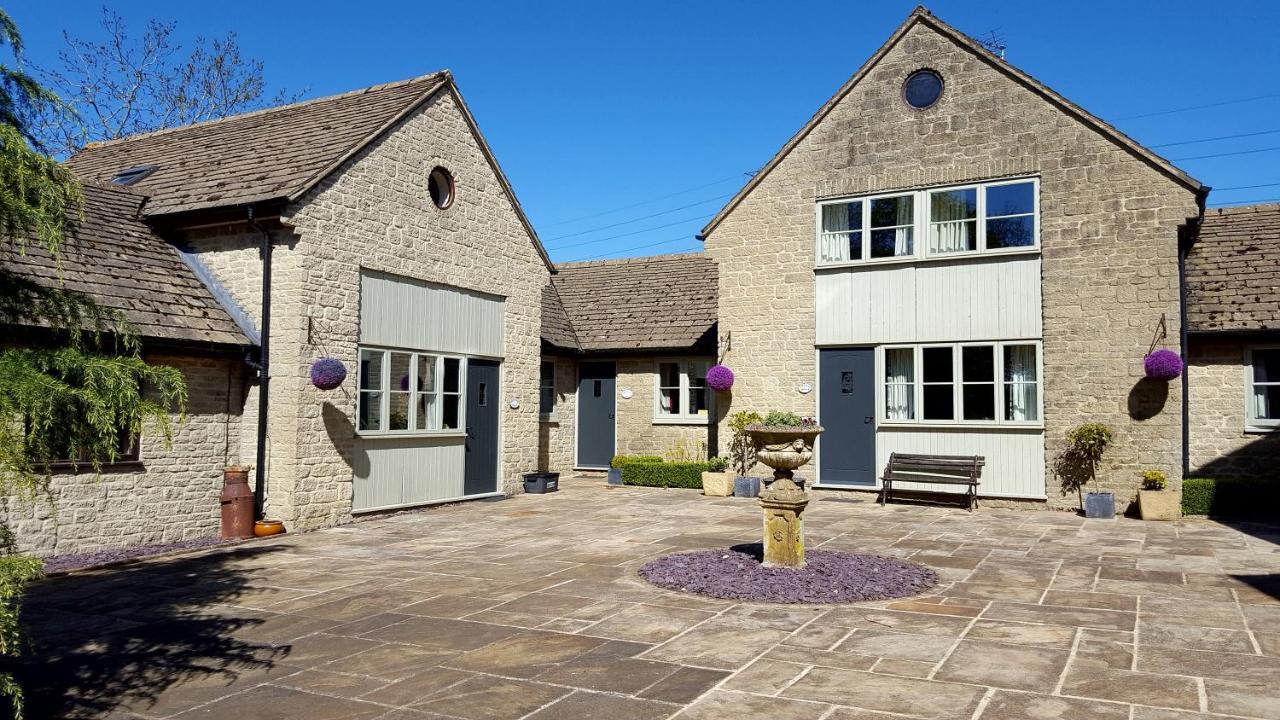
top-left (13, 545), bottom-right (290, 719)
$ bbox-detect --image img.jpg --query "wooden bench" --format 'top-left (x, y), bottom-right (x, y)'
top-left (879, 453), bottom-right (985, 512)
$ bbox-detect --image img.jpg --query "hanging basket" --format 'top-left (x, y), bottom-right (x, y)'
top-left (706, 364), bottom-right (735, 392)
top-left (1143, 349), bottom-right (1183, 381)
top-left (310, 358), bottom-right (347, 390)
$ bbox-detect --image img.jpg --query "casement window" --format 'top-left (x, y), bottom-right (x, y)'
top-left (43, 426), bottom-right (140, 467)
top-left (880, 342), bottom-right (1041, 426)
top-left (358, 347), bottom-right (464, 435)
top-left (655, 359), bottom-right (710, 422)
top-left (539, 361), bottom-right (556, 418)
top-left (1246, 347), bottom-right (1280, 430)
top-left (818, 177), bottom-right (1038, 266)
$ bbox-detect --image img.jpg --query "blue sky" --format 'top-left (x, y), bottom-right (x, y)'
top-left (9, 1), bottom-right (1280, 262)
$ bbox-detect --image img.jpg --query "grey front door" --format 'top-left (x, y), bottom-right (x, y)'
top-left (576, 361), bottom-right (616, 468)
top-left (464, 359), bottom-right (500, 495)
top-left (819, 348), bottom-right (876, 486)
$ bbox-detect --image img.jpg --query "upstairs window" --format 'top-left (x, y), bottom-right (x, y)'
top-left (881, 342), bottom-right (1040, 425)
top-left (655, 360), bottom-right (710, 422)
top-left (1248, 347), bottom-right (1280, 430)
top-left (817, 177), bottom-right (1038, 266)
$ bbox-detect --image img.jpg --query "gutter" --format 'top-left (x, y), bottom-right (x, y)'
top-left (1179, 185), bottom-right (1211, 478)
top-left (248, 206), bottom-right (273, 520)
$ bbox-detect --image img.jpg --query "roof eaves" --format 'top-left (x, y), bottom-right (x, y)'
top-left (699, 6), bottom-right (1203, 239)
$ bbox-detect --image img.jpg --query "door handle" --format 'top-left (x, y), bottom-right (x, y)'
top-left (608, 413), bottom-right (615, 420)
top-left (864, 416), bottom-right (873, 424)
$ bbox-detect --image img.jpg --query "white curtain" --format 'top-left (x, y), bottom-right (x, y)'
top-left (884, 349), bottom-right (914, 420)
top-left (930, 192), bottom-right (974, 254)
top-left (1004, 345), bottom-right (1038, 421)
top-left (893, 198), bottom-right (913, 256)
top-left (821, 203), bottom-right (855, 263)
top-left (1255, 388), bottom-right (1272, 420)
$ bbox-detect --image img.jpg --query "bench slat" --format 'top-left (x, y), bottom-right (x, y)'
top-left (881, 452), bottom-right (985, 512)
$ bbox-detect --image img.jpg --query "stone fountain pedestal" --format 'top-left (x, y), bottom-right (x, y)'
top-left (747, 425), bottom-right (823, 569)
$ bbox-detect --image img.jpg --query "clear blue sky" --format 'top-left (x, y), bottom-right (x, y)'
top-left (9, 1), bottom-right (1280, 262)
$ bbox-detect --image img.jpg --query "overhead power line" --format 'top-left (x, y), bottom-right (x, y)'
top-left (1213, 181), bottom-right (1280, 192)
top-left (543, 173), bottom-right (743, 228)
top-left (574, 235), bottom-right (699, 262)
top-left (544, 193), bottom-right (732, 242)
top-left (1114, 92), bottom-right (1280, 121)
top-left (1150, 128), bottom-right (1280, 148)
top-left (552, 213), bottom-right (714, 251)
top-left (1207, 197), bottom-right (1280, 207)
top-left (1171, 145), bottom-right (1280, 162)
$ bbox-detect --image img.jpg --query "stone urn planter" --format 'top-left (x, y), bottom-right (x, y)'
top-left (746, 424), bottom-right (824, 569)
top-left (1138, 489), bottom-right (1180, 521)
top-left (701, 471), bottom-right (735, 497)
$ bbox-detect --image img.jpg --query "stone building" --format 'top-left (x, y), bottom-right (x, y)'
top-left (697, 8), bottom-right (1208, 511)
top-left (1185, 204), bottom-right (1280, 480)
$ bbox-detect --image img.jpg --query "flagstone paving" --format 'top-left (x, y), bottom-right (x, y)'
top-left (18, 477), bottom-right (1280, 719)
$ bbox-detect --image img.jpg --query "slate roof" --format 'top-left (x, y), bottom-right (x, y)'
top-left (1185, 204), bottom-right (1280, 333)
top-left (1, 183), bottom-right (251, 347)
top-left (701, 6), bottom-right (1204, 238)
top-left (544, 253), bottom-right (717, 353)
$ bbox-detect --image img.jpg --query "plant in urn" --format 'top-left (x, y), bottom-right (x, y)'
top-left (746, 412), bottom-right (823, 569)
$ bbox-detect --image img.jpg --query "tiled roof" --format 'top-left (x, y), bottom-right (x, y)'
top-left (2, 183), bottom-right (251, 347)
top-left (1186, 204), bottom-right (1280, 333)
top-left (540, 283), bottom-right (581, 351)
top-left (544, 253), bottom-right (717, 352)
top-left (66, 74), bottom-right (449, 216)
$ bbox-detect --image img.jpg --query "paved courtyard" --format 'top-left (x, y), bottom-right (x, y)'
top-left (20, 477), bottom-right (1280, 720)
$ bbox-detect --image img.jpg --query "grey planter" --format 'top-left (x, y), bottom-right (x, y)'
top-left (606, 468), bottom-right (623, 486)
top-left (734, 476), bottom-right (761, 498)
top-left (523, 472), bottom-right (559, 494)
top-left (1084, 491), bottom-right (1115, 519)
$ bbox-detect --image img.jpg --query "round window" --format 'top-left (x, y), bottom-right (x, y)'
top-left (428, 166), bottom-right (454, 209)
top-left (902, 69), bottom-right (944, 110)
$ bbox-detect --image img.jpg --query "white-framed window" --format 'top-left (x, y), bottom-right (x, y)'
top-left (655, 359), bottom-right (710, 422)
top-left (879, 341), bottom-right (1041, 426)
top-left (817, 177), bottom-right (1039, 267)
top-left (1246, 346), bottom-right (1280, 430)
top-left (358, 347), bottom-right (465, 435)
top-left (539, 361), bottom-right (556, 418)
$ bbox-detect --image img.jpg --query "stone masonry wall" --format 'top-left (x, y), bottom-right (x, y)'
top-left (539, 355), bottom-right (578, 472)
top-left (614, 357), bottom-right (717, 460)
top-left (271, 88), bottom-right (549, 529)
top-left (3, 354), bottom-right (246, 556)
top-left (1188, 338), bottom-right (1280, 479)
top-left (703, 22), bottom-right (1200, 509)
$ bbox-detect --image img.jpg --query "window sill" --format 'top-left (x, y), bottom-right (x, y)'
top-left (48, 460), bottom-right (144, 474)
top-left (878, 421), bottom-right (1044, 431)
top-left (1245, 424), bottom-right (1279, 434)
top-left (356, 431), bottom-right (467, 440)
top-left (653, 417), bottom-right (712, 426)
top-left (816, 246), bottom-right (1039, 272)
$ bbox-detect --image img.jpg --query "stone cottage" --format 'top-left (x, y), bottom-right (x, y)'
top-left (6, 71), bottom-right (555, 553)
top-left (697, 7), bottom-right (1208, 510)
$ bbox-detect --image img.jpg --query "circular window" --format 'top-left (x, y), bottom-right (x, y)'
top-left (428, 166), bottom-right (454, 209)
top-left (902, 69), bottom-right (944, 110)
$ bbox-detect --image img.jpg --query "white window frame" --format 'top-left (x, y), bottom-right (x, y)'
top-left (356, 345), bottom-right (467, 437)
top-left (877, 340), bottom-right (1043, 429)
top-left (1245, 345), bottom-right (1280, 432)
top-left (653, 358), bottom-right (712, 424)
top-left (539, 360), bottom-right (556, 420)
top-left (815, 176), bottom-right (1039, 268)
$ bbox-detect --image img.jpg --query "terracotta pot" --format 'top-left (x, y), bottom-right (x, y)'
top-left (254, 520), bottom-right (286, 537)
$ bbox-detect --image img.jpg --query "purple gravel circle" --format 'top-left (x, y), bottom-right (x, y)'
top-left (638, 544), bottom-right (937, 604)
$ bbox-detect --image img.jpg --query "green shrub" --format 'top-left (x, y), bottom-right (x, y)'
top-left (707, 456), bottom-right (728, 472)
top-left (1141, 470), bottom-right (1168, 491)
top-left (727, 411), bottom-right (763, 475)
top-left (762, 411), bottom-right (803, 427)
top-left (621, 461), bottom-right (709, 489)
top-left (1182, 477), bottom-right (1215, 515)
top-left (610, 454), bottom-right (662, 469)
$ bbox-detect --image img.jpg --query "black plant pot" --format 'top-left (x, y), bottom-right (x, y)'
top-left (523, 472), bottom-right (559, 494)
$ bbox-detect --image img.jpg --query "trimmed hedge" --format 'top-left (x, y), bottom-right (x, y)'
top-left (610, 454), bottom-right (663, 469)
top-left (1181, 478), bottom-right (1215, 516)
top-left (621, 461), bottom-right (710, 489)
top-left (1181, 477), bottom-right (1280, 518)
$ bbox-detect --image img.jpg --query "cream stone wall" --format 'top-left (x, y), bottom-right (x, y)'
top-left (1188, 338), bottom-right (1280, 479)
top-left (3, 354), bottom-right (246, 556)
top-left (263, 88), bottom-right (549, 529)
top-left (539, 355), bottom-right (578, 472)
top-left (702, 22), bottom-right (1200, 510)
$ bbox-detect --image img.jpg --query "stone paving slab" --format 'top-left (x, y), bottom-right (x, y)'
top-left (17, 476), bottom-right (1280, 719)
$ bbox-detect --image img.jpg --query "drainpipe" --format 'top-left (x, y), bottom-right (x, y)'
top-left (1179, 186), bottom-right (1211, 478)
top-left (248, 207), bottom-right (273, 520)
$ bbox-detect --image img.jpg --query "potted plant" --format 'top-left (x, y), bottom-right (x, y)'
top-left (701, 456), bottom-right (734, 496)
top-left (1138, 469), bottom-right (1180, 521)
top-left (727, 411), bottom-right (763, 497)
top-left (746, 412), bottom-right (823, 487)
top-left (1066, 423), bottom-right (1115, 519)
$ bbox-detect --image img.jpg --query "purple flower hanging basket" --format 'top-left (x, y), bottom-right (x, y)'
top-left (706, 364), bottom-right (734, 392)
top-left (1143, 349), bottom-right (1183, 381)
top-left (310, 358), bottom-right (347, 390)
